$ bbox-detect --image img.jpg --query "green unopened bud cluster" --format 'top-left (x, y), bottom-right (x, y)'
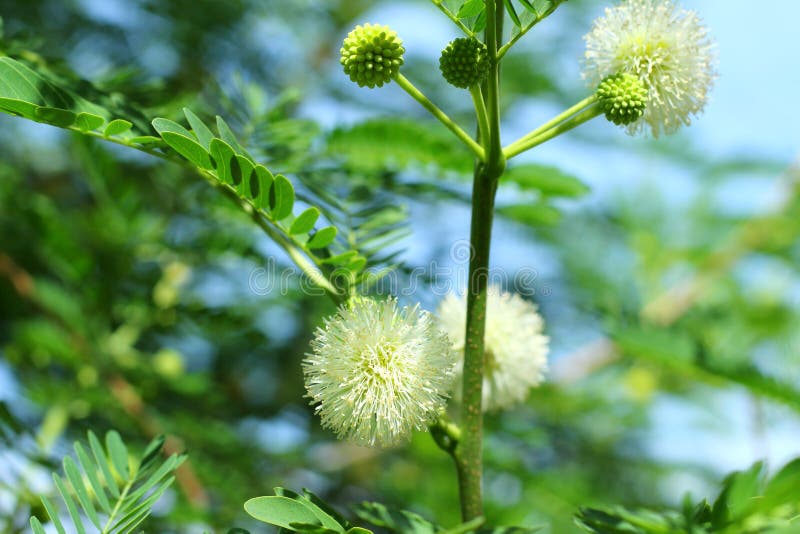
top-left (439, 38), bottom-right (489, 89)
top-left (596, 73), bottom-right (648, 126)
top-left (340, 23), bottom-right (405, 89)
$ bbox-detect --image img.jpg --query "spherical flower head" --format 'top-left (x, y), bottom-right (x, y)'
top-left (582, 0), bottom-right (717, 137)
top-left (340, 23), bottom-right (405, 89)
top-left (597, 73), bottom-right (648, 126)
top-left (304, 296), bottom-right (456, 448)
top-left (437, 286), bottom-right (549, 412)
top-left (439, 37), bottom-right (489, 89)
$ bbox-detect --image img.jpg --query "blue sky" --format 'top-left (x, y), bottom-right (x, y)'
top-left (691, 0), bottom-right (800, 158)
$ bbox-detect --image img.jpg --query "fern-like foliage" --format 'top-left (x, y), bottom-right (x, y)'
top-left (326, 119), bottom-right (472, 175)
top-left (0, 52), bottom-right (371, 298)
top-left (299, 173), bottom-right (411, 285)
top-left (196, 80), bottom-right (414, 284)
top-left (29, 430), bottom-right (185, 534)
top-left (575, 459), bottom-right (800, 533)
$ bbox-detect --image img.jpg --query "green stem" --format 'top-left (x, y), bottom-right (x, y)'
top-left (504, 102), bottom-right (603, 159)
top-left (431, 0), bottom-right (477, 38)
top-left (454, 0), bottom-right (504, 522)
top-left (469, 85), bottom-right (490, 151)
top-left (393, 73), bottom-right (485, 161)
top-left (456, 163), bottom-right (496, 521)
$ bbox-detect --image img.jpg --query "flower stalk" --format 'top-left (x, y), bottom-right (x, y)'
top-left (469, 85), bottom-right (491, 151)
top-left (504, 100), bottom-right (604, 159)
top-left (393, 73), bottom-right (485, 161)
top-left (503, 94), bottom-right (599, 158)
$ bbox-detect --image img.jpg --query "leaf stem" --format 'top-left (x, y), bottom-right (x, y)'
top-left (431, 0), bottom-right (477, 38)
top-left (256, 220), bottom-right (344, 304)
top-left (496, 1), bottom-right (566, 59)
top-left (497, 22), bottom-right (535, 59)
top-left (504, 102), bottom-right (603, 159)
top-left (393, 73), bottom-right (485, 161)
top-left (210, 177), bottom-right (346, 305)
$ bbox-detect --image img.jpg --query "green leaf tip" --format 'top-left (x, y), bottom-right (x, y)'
top-left (244, 496), bottom-right (325, 530)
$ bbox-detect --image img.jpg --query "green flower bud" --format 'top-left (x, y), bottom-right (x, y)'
top-left (596, 73), bottom-right (648, 126)
top-left (340, 23), bottom-right (405, 89)
top-left (439, 38), bottom-right (489, 89)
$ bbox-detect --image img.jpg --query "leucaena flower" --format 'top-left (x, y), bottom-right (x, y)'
top-left (304, 297), bottom-right (456, 447)
top-left (340, 23), bottom-right (405, 89)
top-left (439, 37), bottom-right (489, 89)
top-left (583, 0), bottom-right (716, 136)
top-left (596, 73), bottom-right (649, 126)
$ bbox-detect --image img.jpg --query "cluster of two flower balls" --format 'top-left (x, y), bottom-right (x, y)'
top-left (339, 23), bottom-right (491, 90)
top-left (304, 288), bottom-right (550, 448)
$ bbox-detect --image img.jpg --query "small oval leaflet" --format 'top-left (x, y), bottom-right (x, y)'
top-left (209, 138), bottom-right (237, 185)
top-left (290, 208), bottom-right (321, 235)
top-left (230, 155), bottom-right (242, 186)
top-left (254, 165), bottom-right (274, 210)
top-left (244, 496), bottom-right (325, 531)
top-left (307, 227), bottom-right (337, 250)
top-left (234, 156), bottom-right (254, 198)
top-left (75, 112), bottom-right (105, 132)
top-left (160, 132), bottom-right (214, 170)
top-left (35, 107), bottom-right (76, 128)
top-left (104, 119), bottom-right (133, 137)
top-left (269, 175), bottom-right (295, 221)
top-left (183, 108), bottom-right (214, 149)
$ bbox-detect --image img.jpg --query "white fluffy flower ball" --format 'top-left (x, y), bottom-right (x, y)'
top-left (303, 297), bottom-right (456, 448)
top-left (437, 286), bottom-right (549, 412)
top-left (583, 0), bottom-right (717, 137)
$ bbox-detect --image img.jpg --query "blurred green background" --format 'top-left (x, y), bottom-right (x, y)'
top-left (1, 0), bottom-right (799, 532)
